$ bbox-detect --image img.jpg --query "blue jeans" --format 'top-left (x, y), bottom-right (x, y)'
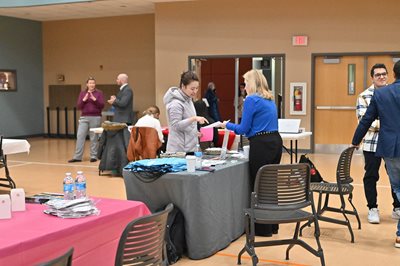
top-left (384, 157), bottom-right (400, 236)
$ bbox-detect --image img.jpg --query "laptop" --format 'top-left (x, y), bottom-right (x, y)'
top-left (219, 129), bottom-right (230, 159)
top-left (278, 119), bottom-right (301, 134)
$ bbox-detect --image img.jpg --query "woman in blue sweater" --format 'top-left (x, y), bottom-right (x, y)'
top-left (222, 69), bottom-right (282, 236)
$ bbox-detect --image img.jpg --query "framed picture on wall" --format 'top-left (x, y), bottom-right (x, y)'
top-left (0, 70), bottom-right (17, 91)
top-left (289, 82), bottom-right (306, 115)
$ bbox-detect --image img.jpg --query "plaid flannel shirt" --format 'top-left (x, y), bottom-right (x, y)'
top-left (356, 85), bottom-right (380, 152)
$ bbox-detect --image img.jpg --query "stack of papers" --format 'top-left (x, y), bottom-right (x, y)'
top-left (44, 198), bottom-right (100, 218)
top-left (26, 192), bottom-right (64, 204)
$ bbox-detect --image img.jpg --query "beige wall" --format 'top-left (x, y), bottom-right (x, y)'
top-left (41, 0), bottom-right (400, 149)
top-left (43, 14), bottom-right (155, 121)
top-left (154, 0), bottom-right (400, 148)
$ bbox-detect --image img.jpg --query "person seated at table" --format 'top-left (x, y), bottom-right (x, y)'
top-left (69, 77), bottom-right (104, 163)
top-left (222, 69), bottom-right (283, 237)
top-left (135, 105), bottom-right (164, 143)
top-left (163, 71), bottom-right (208, 153)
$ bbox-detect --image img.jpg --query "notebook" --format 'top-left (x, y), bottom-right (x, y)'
top-left (278, 119), bottom-right (301, 134)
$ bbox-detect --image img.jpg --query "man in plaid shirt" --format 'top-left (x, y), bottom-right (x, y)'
top-left (356, 63), bottom-right (400, 224)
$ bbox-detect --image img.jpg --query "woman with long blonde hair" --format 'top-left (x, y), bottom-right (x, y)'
top-left (222, 69), bottom-right (282, 236)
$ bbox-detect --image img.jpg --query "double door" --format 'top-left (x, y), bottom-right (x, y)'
top-left (314, 55), bottom-right (395, 151)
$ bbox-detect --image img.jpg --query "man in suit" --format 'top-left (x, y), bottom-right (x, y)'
top-left (352, 60), bottom-right (400, 248)
top-left (108, 73), bottom-right (134, 124)
top-left (356, 63), bottom-right (400, 224)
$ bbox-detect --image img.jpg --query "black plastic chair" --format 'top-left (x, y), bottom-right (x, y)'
top-left (0, 135), bottom-right (16, 189)
top-left (36, 247), bottom-right (74, 266)
top-left (238, 163), bottom-right (325, 266)
top-left (300, 146), bottom-right (361, 243)
top-left (115, 203), bottom-right (173, 266)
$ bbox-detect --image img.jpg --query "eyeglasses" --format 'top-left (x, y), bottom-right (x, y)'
top-left (374, 72), bottom-right (387, 78)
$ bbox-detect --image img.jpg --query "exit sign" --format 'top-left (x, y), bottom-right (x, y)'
top-left (292, 35), bottom-right (308, 46)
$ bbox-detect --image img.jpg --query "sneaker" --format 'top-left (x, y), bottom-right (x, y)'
top-left (392, 208), bottom-right (400, 220)
top-left (368, 208), bottom-right (380, 224)
top-left (68, 159), bottom-right (82, 163)
top-left (90, 158), bottom-right (97, 163)
top-left (395, 236), bottom-right (400, 248)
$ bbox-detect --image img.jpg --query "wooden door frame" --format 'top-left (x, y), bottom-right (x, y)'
top-left (311, 51), bottom-right (400, 152)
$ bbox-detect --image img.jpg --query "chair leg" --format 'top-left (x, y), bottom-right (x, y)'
top-left (5, 165), bottom-right (16, 188)
top-left (320, 253), bottom-right (326, 266)
top-left (348, 193), bottom-right (361, 229)
top-left (237, 247), bottom-right (246, 265)
top-left (300, 192), bottom-right (324, 236)
top-left (299, 220), bottom-right (312, 236)
top-left (251, 254), bottom-right (259, 266)
top-left (310, 198), bottom-right (326, 266)
top-left (313, 218), bottom-right (325, 264)
top-left (3, 155), bottom-right (16, 188)
top-left (340, 206), bottom-right (355, 243)
top-left (286, 222), bottom-right (300, 260)
top-left (238, 216), bottom-right (249, 265)
top-left (238, 215), bottom-right (258, 265)
top-left (321, 193), bottom-right (330, 213)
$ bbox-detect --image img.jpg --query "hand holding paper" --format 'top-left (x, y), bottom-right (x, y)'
top-left (203, 120), bottom-right (229, 129)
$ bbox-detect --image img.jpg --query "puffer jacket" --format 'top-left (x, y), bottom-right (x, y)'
top-left (163, 87), bottom-right (198, 152)
top-left (97, 126), bottom-right (130, 176)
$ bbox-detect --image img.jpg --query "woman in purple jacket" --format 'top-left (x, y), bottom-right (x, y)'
top-left (69, 77), bottom-right (104, 163)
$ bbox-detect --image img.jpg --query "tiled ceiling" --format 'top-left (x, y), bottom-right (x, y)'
top-left (0, 0), bottom-right (192, 21)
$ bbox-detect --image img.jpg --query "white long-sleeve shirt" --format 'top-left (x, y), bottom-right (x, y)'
top-left (134, 114), bottom-right (164, 143)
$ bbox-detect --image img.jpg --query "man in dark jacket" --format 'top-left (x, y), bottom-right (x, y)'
top-left (108, 73), bottom-right (134, 125)
top-left (352, 60), bottom-right (400, 248)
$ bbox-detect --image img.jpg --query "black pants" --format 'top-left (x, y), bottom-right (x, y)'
top-left (249, 132), bottom-right (282, 236)
top-left (363, 151), bottom-right (400, 209)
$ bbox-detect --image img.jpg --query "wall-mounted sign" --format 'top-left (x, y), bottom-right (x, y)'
top-left (0, 70), bottom-right (17, 91)
top-left (292, 35), bottom-right (308, 46)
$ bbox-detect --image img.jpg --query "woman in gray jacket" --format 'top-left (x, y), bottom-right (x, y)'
top-left (163, 71), bottom-right (208, 152)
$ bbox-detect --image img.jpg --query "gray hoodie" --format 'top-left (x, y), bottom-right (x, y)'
top-left (163, 87), bottom-right (198, 152)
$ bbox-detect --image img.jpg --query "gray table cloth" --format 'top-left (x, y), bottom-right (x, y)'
top-left (123, 159), bottom-right (250, 259)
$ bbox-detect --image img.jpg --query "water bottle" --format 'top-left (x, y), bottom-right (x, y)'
top-left (75, 171), bottom-right (87, 199)
top-left (63, 172), bottom-right (75, 200)
top-left (194, 144), bottom-right (203, 169)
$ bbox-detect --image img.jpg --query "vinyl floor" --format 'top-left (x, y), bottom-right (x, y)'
top-left (2, 137), bottom-right (400, 266)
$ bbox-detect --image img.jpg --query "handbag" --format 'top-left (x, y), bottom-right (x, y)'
top-left (299, 154), bottom-right (324, 183)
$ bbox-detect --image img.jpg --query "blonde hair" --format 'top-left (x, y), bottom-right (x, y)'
top-left (143, 105), bottom-right (160, 116)
top-left (243, 69), bottom-right (273, 100)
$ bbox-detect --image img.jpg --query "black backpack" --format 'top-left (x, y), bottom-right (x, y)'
top-left (299, 154), bottom-right (324, 183)
top-left (163, 205), bottom-right (186, 265)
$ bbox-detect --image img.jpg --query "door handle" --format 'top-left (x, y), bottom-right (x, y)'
top-left (316, 106), bottom-right (356, 110)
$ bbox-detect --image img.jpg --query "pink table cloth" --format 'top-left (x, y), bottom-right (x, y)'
top-left (0, 198), bottom-right (150, 266)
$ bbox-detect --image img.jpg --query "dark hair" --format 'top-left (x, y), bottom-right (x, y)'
top-left (180, 71), bottom-right (199, 87)
top-left (370, 64), bottom-right (387, 77)
top-left (394, 61), bottom-right (400, 79)
top-left (86, 76), bottom-right (96, 84)
top-left (238, 82), bottom-right (247, 97)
